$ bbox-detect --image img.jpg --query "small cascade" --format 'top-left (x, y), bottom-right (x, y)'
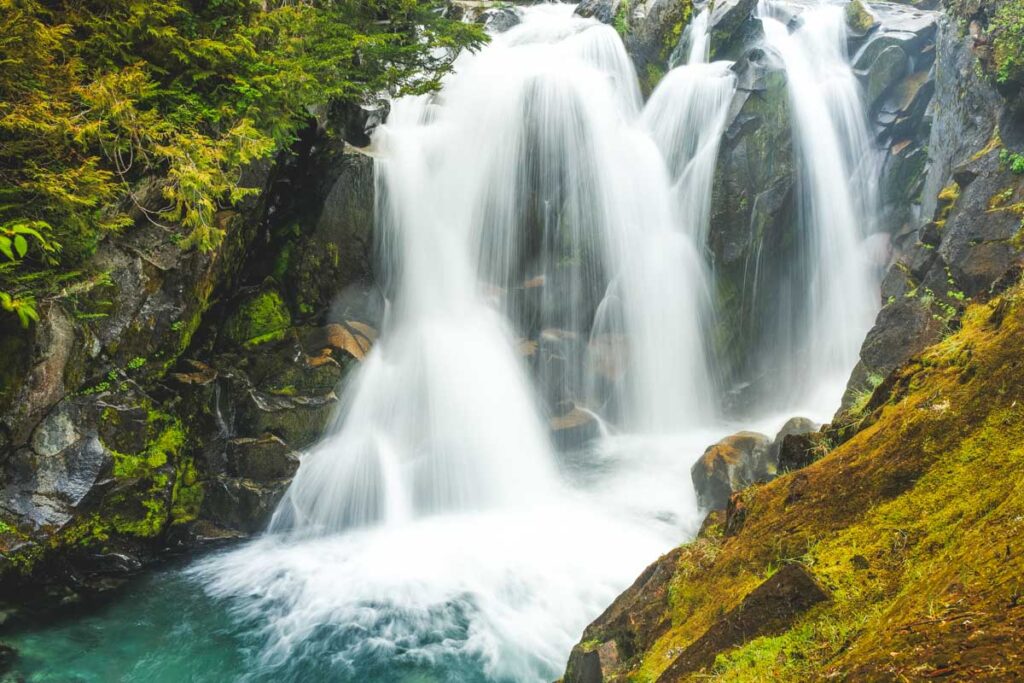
top-left (757, 1), bottom-right (882, 410)
top-left (683, 7), bottom-right (712, 65)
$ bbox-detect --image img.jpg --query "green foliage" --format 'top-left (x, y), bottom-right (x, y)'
top-left (1000, 148), bottom-right (1024, 174)
top-left (0, 0), bottom-right (486, 327)
top-left (992, 0), bottom-right (1024, 84)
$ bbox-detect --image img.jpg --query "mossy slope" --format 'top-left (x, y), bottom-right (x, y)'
top-left (576, 283), bottom-right (1024, 682)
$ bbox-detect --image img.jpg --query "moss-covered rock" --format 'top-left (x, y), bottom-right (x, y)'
top-left (223, 289), bottom-right (292, 348)
top-left (564, 283), bottom-right (1024, 681)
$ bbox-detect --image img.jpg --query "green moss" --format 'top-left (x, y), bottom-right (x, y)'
top-left (844, 0), bottom-right (876, 34)
top-left (644, 63), bottom-right (667, 95)
top-left (613, 0), bottom-right (631, 36)
top-left (623, 285), bottom-right (1024, 680)
top-left (223, 288), bottom-right (292, 347)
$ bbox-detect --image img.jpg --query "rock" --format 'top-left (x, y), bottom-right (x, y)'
top-left (326, 100), bottom-right (389, 148)
top-left (1, 401), bottom-right (113, 530)
top-left (1, 305), bottom-right (76, 447)
top-left (777, 431), bottom-right (823, 472)
top-left (690, 431), bottom-right (773, 511)
top-left (708, 0), bottom-right (760, 61)
top-left (655, 564), bottom-right (828, 680)
top-left (551, 407), bottom-right (601, 450)
top-left (575, 0), bottom-right (622, 24)
top-left (767, 416), bottom-right (818, 466)
top-left (479, 7), bottom-right (522, 33)
top-left (225, 434), bottom-right (300, 482)
top-left (866, 45), bottom-right (910, 110)
top-left (723, 491), bottom-right (748, 536)
top-left (565, 547), bottom-right (682, 683)
top-left (201, 476), bottom-right (289, 535)
top-left (222, 288), bottom-right (292, 348)
top-left (710, 49), bottom-right (796, 405)
top-left (846, 0), bottom-right (879, 37)
top-left (843, 296), bottom-right (945, 408)
top-left (564, 640), bottom-right (620, 683)
top-left (620, 0), bottom-right (696, 92)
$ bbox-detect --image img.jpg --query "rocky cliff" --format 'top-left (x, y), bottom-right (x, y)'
top-left (0, 112), bottom-right (378, 600)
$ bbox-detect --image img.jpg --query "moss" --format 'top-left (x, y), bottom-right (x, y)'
top-left (644, 63), bottom-right (667, 96)
top-left (223, 288), bottom-right (292, 347)
top-left (621, 284), bottom-right (1024, 680)
top-left (613, 0), bottom-right (631, 37)
top-left (844, 0), bottom-right (876, 34)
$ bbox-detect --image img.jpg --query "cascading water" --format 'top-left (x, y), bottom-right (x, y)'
top-left (193, 6), bottom-right (734, 681)
top-left (191, 2), bottom-right (880, 681)
top-left (757, 1), bottom-right (883, 411)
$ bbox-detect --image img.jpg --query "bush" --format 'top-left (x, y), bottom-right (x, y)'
top-left (0, 0), bottom-right (485, 326)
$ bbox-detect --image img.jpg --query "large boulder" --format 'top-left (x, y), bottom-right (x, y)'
top-left (708, 47), bottom-right (795, 406)
top-left (691, 431), bottom-right (773, 511)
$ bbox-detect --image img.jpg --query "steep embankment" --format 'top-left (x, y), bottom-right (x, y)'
top-left (565, 281), bottom-right (1024, 681)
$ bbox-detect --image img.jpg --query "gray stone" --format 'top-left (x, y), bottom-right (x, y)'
top-left (866, 45), bottom-right (910, 110)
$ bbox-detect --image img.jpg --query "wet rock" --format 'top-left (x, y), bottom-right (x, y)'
top-left (225, 435), bottom-right (300, 482)
top-left (565, 547), bottom-right (682, 683)
top-left (691, 431), bottom-right (773, 511)
top-left (655, 564), bottom-right (828, 680)
top-left (707, 0), bottom-right (760, 61)
top-left (767, 416), bottom-right (818, 465)
top-left (843, 296), bottom-right (945, 408)
top-left (327, 100), bottom-right (389, 148)
top-left (710, 49), bottom-right (795, 401)
top-left (575, 0), bottom-right (621, 24)
top-left (564, 640), bottom-right (620, 683)
top-left (479, 7), bottom-right (522, 33)
top-left (550, 406), bottom-right (601, 450)
top-left (619, 0), bottom-right (696, 91)
top-left (846, 0), bottom-right (879, 37)
top-left (201, 477), bottom-right (289, 535)
top-left (866, 45), bottom-right (910, 109)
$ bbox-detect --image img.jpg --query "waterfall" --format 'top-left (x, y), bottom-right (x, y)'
top-left (275, 2), bottom-right (726, 536)
top-left (193, 3), bottom-right (885, 681)
top-left (758, 2), bottom-right (881, 410)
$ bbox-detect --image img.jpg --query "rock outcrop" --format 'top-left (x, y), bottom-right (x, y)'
top-left (843, 0), bottom-right (1024, 409)
top-left (565, 279), bottom-right (1024, 682)
top-left (0, 116), bottom-right (377, 597)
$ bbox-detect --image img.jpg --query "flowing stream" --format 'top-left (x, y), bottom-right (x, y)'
top-left (4, 3), bottom-right (883, 681)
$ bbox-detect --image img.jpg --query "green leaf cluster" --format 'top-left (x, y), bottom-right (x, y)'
top-left (0, 0), bottom-right (485, 327)
top-left (992, 0), bottom-right (1024, 84)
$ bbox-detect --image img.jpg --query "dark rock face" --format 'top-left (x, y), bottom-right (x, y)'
top-left (844, 8), bottom-right (1024, 408)
top-left (563, 547), bottom-right (682, 683)
top-left (654, 564), bottom-right (828, 681)
top-left (709, 47), bottom-right (795, 403)
top-left (691, 431), bottom-right (772, 511)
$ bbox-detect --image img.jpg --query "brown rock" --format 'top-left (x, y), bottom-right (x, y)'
top-left (655, 564), bottom-right (828, 681)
